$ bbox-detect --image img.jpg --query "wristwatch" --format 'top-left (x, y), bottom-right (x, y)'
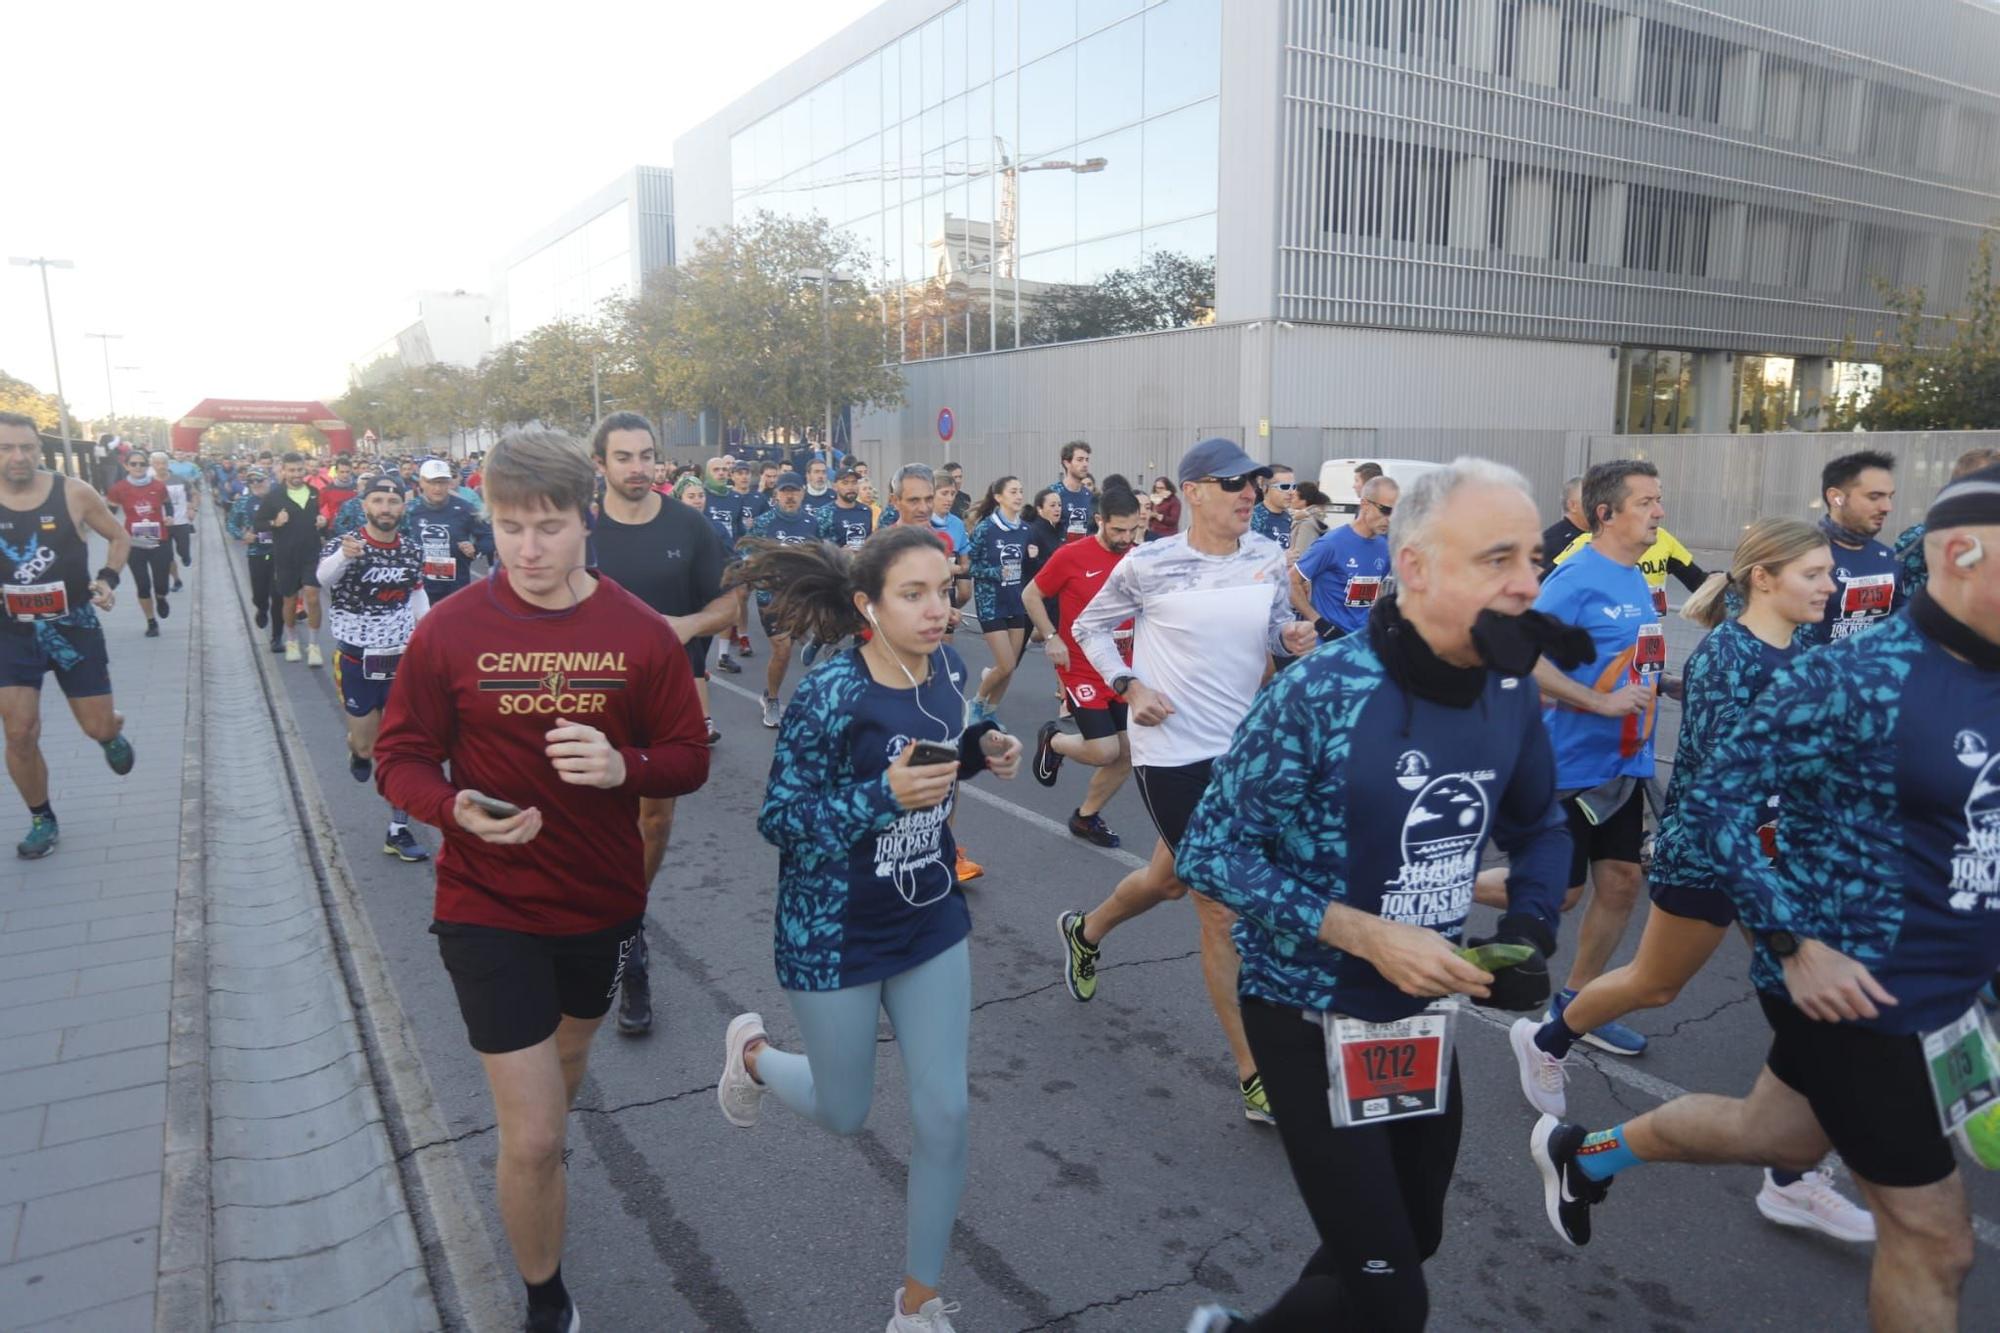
top-left (1763, 930), bottom-right (1801, 960)
top-left (1111, 674), bottom-right (1138, 696)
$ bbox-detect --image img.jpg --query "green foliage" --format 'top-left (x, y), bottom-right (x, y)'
top-left (1029, 251), bottom-right (1217, 345)
top-left (0, 370), bottom-right (69, 432)
top-left (326, 213), bottom-right (905, 449)
top-left (1830, 232), bottom-right (2000, 430)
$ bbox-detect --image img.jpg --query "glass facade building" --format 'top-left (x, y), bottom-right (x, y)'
top-left (725, 0), bottom-right (1223, 360)
top-left (492, 167), bottom-right (678, 345)
top-left (675, 0), bottom-right (2000, 433)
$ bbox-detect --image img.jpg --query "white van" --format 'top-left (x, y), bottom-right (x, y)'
top-left (1315, 458), bottom-right (1446, 521)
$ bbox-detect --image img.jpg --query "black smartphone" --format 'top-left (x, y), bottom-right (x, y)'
top-left (905, 740), bottom-right (960, 767)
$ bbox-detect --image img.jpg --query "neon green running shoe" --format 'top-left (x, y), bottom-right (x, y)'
top-left (1241, 1072), bottom-right (1276, 1125)
top-left (16, 814), bottom-right (58, 860)
top-left (1058, 910), bottom-right (1098, 1002)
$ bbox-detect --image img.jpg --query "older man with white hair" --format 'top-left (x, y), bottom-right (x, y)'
top-left (1177, 456), bottom-right (1578, 1333)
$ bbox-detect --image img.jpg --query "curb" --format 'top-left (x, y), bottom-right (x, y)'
top-left (157, 535), bottom-right (212, 1332)
top-left (214, 508), bottom-right (511, 1332)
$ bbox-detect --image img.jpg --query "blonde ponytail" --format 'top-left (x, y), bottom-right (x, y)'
top-left (1679, 518), bottom-right (1828, 630)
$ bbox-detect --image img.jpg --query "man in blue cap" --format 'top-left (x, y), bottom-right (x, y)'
top-left (743, 471), bottom-right (820, 727)
top-left (1055, 438), bottom-right (1319, 1125)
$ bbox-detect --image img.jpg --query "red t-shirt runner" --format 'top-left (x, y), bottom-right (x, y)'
top-left (1030, 536), bottom-right (1133, 710)
top-left (375, 570), bottom-right (711, 935)
top-left (105, 477), bottom-right (171, 543)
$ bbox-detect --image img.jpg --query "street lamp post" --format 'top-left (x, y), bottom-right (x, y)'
top-left (85, 332), bottom-right (123, 436)
top-left (8, 256), bottom-right (78, 475)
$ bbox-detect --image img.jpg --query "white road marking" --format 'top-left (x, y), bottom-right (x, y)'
top-left (707, 672), bottom-right (2000, 1251)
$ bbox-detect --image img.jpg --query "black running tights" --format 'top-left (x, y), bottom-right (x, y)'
top-left (1238, 997), bottom-right (1463, 1332)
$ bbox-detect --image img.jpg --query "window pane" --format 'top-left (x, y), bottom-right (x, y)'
top-left (811, 82), bottom-right (842, 164)
top-left (1141, 210), bottom-right (1216, 266)
top-left (966, 83), bottom-right (994, 169)
top-left (945, 93), bottom-right (968, 146)
top-left (1021, 47), bottom-right (1077, 156)
top-left (922, 16), bottom-right (945, 108)
top-left (1142, 98), bottom-right (1218, 226)
top-left (1021, 245), bottom-right (1076, 285)
top-left (1075, 126), bottom-right (1141, 241)
top-left (1076, 16), bottom-right (1143, 140)
top-left (1144, 0), bottom-right (1221, 118)
top-left (1022, 0), bottom-right (1076, 63)
top-left (993, 72), bottom-right (1019, 159)
top-left (782, 96), bottom-right (811, 176)
top-left (995, 0), bottom-right (1020, 72)
top-left (844, 55), bottom-right (881, 144)
top-left (902, 31), bottom-right (923, 120)
top-left (882, 37), bottom-right (903, 124)
top-left (945, 4), bottom-right (969, 99)
top-left (1020, 157), bottom-right (1078, 253)
top-left (1079, 0), bottom-right (1142, 34)
top-left (968, 0), bottom-right (995, 86)
top-left (1075, 229), bottom-right (1142, 286)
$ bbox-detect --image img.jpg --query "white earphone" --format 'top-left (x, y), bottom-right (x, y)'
top-left (1956, 535), bottom-right (1985, 569)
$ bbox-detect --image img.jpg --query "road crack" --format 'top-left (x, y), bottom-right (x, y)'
top-left (394, 1081), bottom-right (719, 1161)
top-left (1014, 1227), bottom-right (1247, 1332)
top-left (1652, 990), bottom-right (1756, 1041)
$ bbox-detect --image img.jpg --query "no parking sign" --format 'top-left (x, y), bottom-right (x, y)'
top-left (937, 407), bottom-right (955, 443)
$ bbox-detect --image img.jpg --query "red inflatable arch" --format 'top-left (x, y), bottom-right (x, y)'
top-left (169, 399), bottom-right (355, 455)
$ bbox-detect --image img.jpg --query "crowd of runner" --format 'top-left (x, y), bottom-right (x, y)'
top-left (3, 406), bottom-right (1997, 1333)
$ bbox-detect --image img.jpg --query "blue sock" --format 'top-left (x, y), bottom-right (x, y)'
top-left (1534, 1015), bottom-right (1580, 1059)
top-left (1574, 1123), bottom-right (1642, 1182)
top-left (1769, 1168), bottom-right (1804, 1186)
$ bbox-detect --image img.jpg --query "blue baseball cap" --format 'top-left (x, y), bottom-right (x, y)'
top-left (775, 471), bottom-right (807, 490)
top-left (1177, 438), bottom-right (1273, 488)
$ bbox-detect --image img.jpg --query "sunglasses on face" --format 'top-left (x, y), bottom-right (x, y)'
top-left (1367, 500), bottom-right (1395, 516)
top-left (1271, 481), bottom-right (1296, 491)
top-left (1202, 475), bottom-right (1263, 493)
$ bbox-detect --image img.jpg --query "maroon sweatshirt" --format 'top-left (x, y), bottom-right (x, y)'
top-left (376, 570), bottom-right (710, 935)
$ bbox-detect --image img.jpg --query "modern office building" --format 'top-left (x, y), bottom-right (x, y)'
top-left (491, 166), bottom-right (678, 345)
top-left (672, 0), bottom-right (2000, 482)
top-left (350, 289), bottom-right (493, 386)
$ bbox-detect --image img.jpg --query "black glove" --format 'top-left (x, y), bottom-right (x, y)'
top-left (1466, 912), bottom-right (1556, 1012)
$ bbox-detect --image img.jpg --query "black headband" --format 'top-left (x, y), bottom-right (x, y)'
top-left (1925, 463), bottom-right (2000, 533)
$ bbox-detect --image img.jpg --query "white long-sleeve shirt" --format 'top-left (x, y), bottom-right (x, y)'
top-left (1072, 531), bottom-right (1292, 767)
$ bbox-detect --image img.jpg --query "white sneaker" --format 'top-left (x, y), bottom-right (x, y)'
top-left (1755, 1168), bottom-right (1876, 1243)
top-left (283, 640), bottom-right (301, 662)
top-left (1185, 1304), bottom-right (1245, 1333)
top-left (306, 643), bottom-right (324, 668)
top-left (886, 1287), bottom-right (960, 1333)
top-left (1510, 1017), bottom-right (1569, 1118)
top-left (760, 693), bottom-right (781, 729)
top-left (718, 1012), bottom-right (766, 1128)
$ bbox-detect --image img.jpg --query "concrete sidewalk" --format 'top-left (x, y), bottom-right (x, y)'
top-left (0, 513), bottom-right (438, 1331)
top-left (0, 535), bottom-right (191, 1329)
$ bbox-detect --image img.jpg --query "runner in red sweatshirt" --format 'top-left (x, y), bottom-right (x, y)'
top-left (375, 428), bottom-right (709, 1333)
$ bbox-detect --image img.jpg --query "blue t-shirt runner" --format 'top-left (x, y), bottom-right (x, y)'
top-left (1803, 518), bottom-right (1901, 646)
top-left (816, 500), bottom-right (874, 550)
top-left (1249, 502), bottom-right (1293, 549)
top-left (1054, 481), bottom-right (1094, 543)
top-left (1296, 523), bottom-right (1390, 635)
top-left (1533, 544), bottom-right (1663, 791)
top-left (965, 512), bottom-right (1029, 625)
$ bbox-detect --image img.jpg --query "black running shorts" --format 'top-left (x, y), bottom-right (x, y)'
top-left (0, 623), bottom-right (112, 698)
top-left (1563, 784), bottom-right (1646, 886)
top-left (271, 549), bottom-right (320, 598)
top-left (432, 917), bottom-right (644, 1054)
top-left (1758, 992), bottom-right (1958, 1189)
top-left (1134, 758), bottom-right (1215, 855)
top-left (1068, 693), bottom-right (1129, 743)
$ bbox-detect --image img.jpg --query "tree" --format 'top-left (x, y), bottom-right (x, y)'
top-left (0, 371), bottom-right (69, 433)
top-left (1027, 250), bottom-right (1216, 346)
top-left (629, 211), bottom-right (904, 443)
top-left (1831, 231), bottom-right (2000, 430)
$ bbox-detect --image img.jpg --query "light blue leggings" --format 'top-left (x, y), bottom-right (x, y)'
top-left (757, 939), bottom-right (970, 1286)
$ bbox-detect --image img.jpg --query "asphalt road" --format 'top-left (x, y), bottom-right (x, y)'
top-left (227, 547), bottom-right (2000, 1333)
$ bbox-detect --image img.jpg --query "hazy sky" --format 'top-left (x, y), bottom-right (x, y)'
top-left (2, 0), bottom-right (876, 426)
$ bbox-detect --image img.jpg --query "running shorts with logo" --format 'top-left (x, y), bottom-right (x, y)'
top-left (332, 645), bottom-right (398, 718)
top-left (1065, 687), bottom-right (1129, 742)
top-left (0, 623), bottom-right (112, 698)
top-left (431, 917), bottom-right (644, 1054)
top-left (1134, 758), bottom-right (1215, 854)
top-left (1563, 783), bottom-right (1646, 886)
top-left (1758, 992), bottom-right (1956, 1188)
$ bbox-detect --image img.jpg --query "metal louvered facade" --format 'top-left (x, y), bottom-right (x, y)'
top-left (1277, 0), bottom-right (2000, 354)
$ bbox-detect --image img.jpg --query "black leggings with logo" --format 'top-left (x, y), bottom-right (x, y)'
top-left (1238, 997), bottom-right (1463, 1332)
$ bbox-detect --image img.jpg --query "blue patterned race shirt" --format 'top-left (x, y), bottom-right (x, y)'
top-left (757, 647), bottom-right (985, 992)
top-left (1683, 610), bottom-right (2000, 1034)
top-left (965, 512), bottom-right (1028, 623)
top-left (1177, 630), bottom-right (1569, 1019)
top-left (1647, 619), bottom-right (1802, 896)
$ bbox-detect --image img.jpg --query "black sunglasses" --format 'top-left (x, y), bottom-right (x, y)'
top-left (1367, 499), bottom-right (1395, 516)
top-left (1201, 475), bottom-right (1266, 493)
